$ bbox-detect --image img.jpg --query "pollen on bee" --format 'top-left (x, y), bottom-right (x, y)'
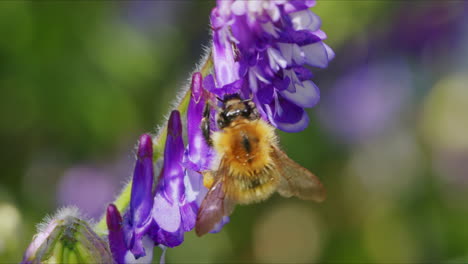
top-left (202, 171), bottom-right (215, 189)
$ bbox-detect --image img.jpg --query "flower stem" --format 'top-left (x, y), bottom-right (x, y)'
top-left (94, 52), bottom-right (213, 235)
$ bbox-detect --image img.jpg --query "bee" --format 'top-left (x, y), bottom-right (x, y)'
top-left (195, 94), bottom-right (325, 236)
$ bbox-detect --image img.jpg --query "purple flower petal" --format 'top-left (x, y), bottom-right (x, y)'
top-left (124, 237), bottom-right (154, 264)
top-left (268, 94), bottom-right (310, 132)
top-left (283, 0), bottom-right (316, 13)
top-left (106, 204), bottom-right (127, 264)
top-left (124, 134), bottom-right (155, 258)
top-left (283, 69), bottom-right (301, 92)
top-left (279, 29), bottom-right (322, 46)
top-left (149, 223), bottom-right (184, 248)
top-left (129, 134), bottom-right (154, 228)
top-left (302, 42), bottom-right (329, 68)
top-left (293, 66), bottom-right (314, 81)
top-left (204, 74), bottom-right (243, 96)
top-left (221, 79), bottom-right (244, 95)
top-left (311, 29), bottom-right (327, 40)
top-left (280, 80), bottom-right (320, 108)
top-left (261, 21), bottom-right (280, 38)
top-left (289, 10), bottom-right (321, 32)
top-left (184, 73), bottom-right (213, 171)
top-left (230, 1), bottom-right (246, 16)
top-left (153, 191), bottom-right (181, 232)
top-left (273, 76), bottom-right (291, 91)
top-left (203, 74), bottom-right (216, 93)
top-left (257, 84), bottom-right (275, 104)
top-left (212, 23), bottom-right (241, 88)
top-left (278, 42), bottom-right (304, 66)
top-left (324, 43), bottom-right (335, 61)
top-left (184, 169), bottom-right (208, 206)
top-left (180, 202), bottom-right (198, 232)
top-left (267, 47), bottom-right (287, 72)
top-left (151, 110), bottom-right (185, 247)
top-left (150, 110), bottom-right (198, 247)
top-left (275, 109), bottom-right (310, 133)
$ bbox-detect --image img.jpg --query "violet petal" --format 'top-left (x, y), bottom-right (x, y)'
top-left (106, 204), bottom-right (127, 264)
top-left (129, 134), bottom-right (154, 228)
top-left (280, 80), bottom-right (320, 108)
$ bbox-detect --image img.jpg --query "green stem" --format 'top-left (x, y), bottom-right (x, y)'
top-left (94, 53), bottom-right (213, 235)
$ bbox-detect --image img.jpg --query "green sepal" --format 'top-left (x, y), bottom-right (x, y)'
top-left (22, 208), bottom-right (114, 264)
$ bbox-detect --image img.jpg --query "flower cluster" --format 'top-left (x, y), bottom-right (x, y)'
top-left (206, 0), bottom-right (334, 132)
top-left (106, 74), bottom-right (220, 263)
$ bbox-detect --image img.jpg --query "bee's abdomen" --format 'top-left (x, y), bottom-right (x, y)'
top-left (225, 164), bottom-right (279, 204)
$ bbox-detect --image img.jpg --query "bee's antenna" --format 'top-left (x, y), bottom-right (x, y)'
top-left (216, 96), bottom-right (224, 102)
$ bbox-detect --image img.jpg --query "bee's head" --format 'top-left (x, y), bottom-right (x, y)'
top-left (217, 94), bottom-right (258, 128)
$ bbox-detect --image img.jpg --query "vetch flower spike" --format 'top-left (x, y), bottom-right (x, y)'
top-left (21, 207), bottom-right (113, 264)
top-left (209, 0), bottom-right (334, 132)
top-left (150, 110), bottom-right (198, 247)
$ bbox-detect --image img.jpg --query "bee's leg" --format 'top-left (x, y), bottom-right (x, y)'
top-left (201, 102), bottom-right (213, 146)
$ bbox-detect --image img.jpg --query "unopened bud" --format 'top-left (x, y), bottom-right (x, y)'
top-left (21, 207), bottom-right (113, 264)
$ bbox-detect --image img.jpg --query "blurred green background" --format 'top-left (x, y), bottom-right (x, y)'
top-left (1, 1), bottom-right (468, 263)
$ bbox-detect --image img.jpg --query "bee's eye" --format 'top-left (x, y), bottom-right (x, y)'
top-left (241, 108), bottom-right (250, 117)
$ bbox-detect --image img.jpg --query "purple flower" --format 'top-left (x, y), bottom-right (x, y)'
top-left (122, 134), bottom-right (155, 258)
top-left (149, 110), bottom-right (198, 247)
top-left (207, 0), bottom-right (334, 132)
top-left (183, 72), bottom-right (211, 208)
top-left (183, 72), bottom-right (229, 233)
top-left (183, 72), bottom-right (214, 172)
top-left (107, 204), bottom-right (127, 264)
top-left (107, 204), bottom-right (154, 264)
top-left (106, 133), bottom-right (157, 262)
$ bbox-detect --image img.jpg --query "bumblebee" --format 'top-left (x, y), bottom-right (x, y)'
top-left (195, 95), bottom-right (325, 236)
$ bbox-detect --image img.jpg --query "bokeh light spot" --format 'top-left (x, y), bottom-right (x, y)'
top-left (253, 203), bottom-right (323, 263)
top-left (0, 203), bottom-right (21, 254)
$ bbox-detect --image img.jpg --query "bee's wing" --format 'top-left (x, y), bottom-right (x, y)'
top-left (272, 146), bottom-right (326, 202)
top-left (195, 159), bottom-right (235, 236)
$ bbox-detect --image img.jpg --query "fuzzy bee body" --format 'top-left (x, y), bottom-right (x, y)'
top-left (196, 95), bottom-right (325, 236)
top-left (212, 118), bottom-right (279, 204)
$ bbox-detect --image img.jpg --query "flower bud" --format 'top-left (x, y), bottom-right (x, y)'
top-left (21, 207), bottom-right (113, 264)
